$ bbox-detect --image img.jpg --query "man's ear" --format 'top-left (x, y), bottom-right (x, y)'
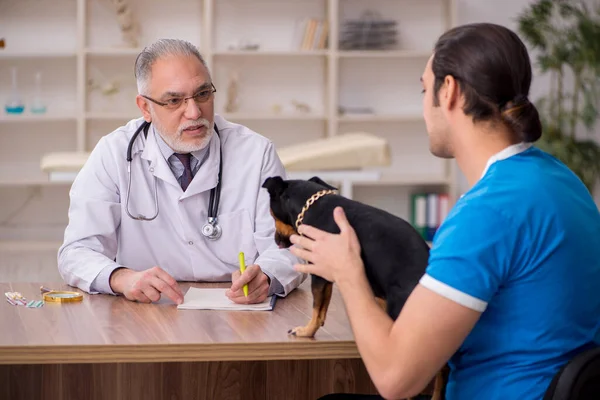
top-left (442, 74), bottom-right (460, 111)
top-left (136, 95), bottom-right (152, 122)
top-left (262, 176), bottom-right (288, 196)
top-left (308, 176), bottom-right (337, 191)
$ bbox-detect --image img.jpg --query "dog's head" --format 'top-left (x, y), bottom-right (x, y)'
top-left (262, 176), bottom-right (337, 249)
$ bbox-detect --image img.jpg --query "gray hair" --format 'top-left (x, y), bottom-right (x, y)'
top-left (134, 38), bottom-right (210, 95)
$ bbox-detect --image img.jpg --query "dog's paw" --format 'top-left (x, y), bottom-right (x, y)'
top-left (288, 325), bottom-right (316, 338)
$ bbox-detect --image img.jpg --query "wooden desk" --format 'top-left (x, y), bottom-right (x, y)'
top-left (0, 281), bottom-right (378, 399)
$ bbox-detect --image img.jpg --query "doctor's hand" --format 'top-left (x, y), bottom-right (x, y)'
top-left (226, 265), bottom-right (270, 304)
top-left (109, 266), bottom-right (184, 305)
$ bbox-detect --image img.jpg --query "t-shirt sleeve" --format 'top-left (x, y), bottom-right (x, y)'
top-left (420, 204), bottom-right (515, 312)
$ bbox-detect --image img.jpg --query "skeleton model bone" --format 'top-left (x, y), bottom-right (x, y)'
top-left (109, 0), bottom-right (140, 48)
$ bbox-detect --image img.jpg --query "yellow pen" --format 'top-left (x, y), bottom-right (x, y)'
top-left (238, 251), bottom-right (249, 297)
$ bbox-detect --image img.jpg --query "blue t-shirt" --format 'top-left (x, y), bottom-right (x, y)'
top-left (420, 144), bottom-right (600, 399)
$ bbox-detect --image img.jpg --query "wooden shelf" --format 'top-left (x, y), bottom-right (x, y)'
top-left (338, 114), bottom-right (423, 123)
top-left (85, 48), bottom-right (143, 56)
top-left (0, 50), bottom-right (76, 59)
top-left (338, 50), bottom-right (431, 59)
top-left (213, 50), bottom-right (328, 57)
top-left (221, 113), bottom-right (327, 121)
top-left (0, 114), bottom-right (77, 123)
top-left (86, 112), bottom-right (138, 121)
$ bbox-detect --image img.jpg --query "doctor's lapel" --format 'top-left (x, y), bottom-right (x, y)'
top-left (181, 131), bottom-right (220, 199)
top-left (140, 127), bottom-right (181, 189)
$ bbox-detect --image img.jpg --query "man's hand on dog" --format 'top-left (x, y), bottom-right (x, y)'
top-left (290, 206), bottom-right (365, 284)
top-left (109, 266), bottom-right (184, 304)
top-left (226, 265), bottom-right (270, 304)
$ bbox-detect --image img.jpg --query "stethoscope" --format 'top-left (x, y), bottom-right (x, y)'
top-left (124, 120), bottom-right (223, 240)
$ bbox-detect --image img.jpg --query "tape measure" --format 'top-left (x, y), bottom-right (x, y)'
top-left (43, 291), bottom-right (83, 303)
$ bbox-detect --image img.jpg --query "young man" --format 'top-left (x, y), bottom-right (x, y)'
top-left (290, 23), bottom-right (600, 399)
top-left (58, 39), bottom-right (305, 305)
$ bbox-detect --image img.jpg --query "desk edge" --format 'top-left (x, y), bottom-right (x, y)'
top-left (0, 341), bottom-right (361, 365)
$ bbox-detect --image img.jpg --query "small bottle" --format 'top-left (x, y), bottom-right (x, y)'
top-left (31, 71), bottom-right (47, 114)
top-left (5, 66), bottom-right (25, 114)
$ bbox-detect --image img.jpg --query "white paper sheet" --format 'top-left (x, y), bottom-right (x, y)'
top-left (176, 287), bottom-right (276, 311)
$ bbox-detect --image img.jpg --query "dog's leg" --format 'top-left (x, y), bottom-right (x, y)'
top-left (317, 280), bottom-right (333, 326)
top-left (431, 364), bottom-right (450, 400)
top-left (289, 275), bottom-right (332, 337)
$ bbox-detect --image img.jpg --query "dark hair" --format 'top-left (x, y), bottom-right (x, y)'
top-left (432, 23), bottom-right (542, 143)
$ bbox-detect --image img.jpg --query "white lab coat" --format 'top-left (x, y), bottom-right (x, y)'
top-left (58, 115), bottom-right (306, 296)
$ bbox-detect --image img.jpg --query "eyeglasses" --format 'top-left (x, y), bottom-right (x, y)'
top-left (141, 83), bottom-right (217, 110)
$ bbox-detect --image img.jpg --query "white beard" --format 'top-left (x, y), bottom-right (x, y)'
top-left (152, 117), bottom-right (214, 153)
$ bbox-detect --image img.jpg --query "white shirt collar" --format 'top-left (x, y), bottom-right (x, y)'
top-left (480, 142), bottom-right (532, 179)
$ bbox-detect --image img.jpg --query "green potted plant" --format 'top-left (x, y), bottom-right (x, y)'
top-left (517, 0), bottom-right (600, 192)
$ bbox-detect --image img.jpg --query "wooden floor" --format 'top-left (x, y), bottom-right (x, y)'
top-left (0, 359), bottom-right (378, 400)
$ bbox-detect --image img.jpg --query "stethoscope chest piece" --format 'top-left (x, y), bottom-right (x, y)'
top-left (202, 217), bottom-right (222, 240)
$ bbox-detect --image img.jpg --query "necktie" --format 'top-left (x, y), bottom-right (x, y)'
top-left (173, 153), bottom-right (193, 191)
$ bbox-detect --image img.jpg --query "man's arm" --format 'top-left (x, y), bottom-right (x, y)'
top-left (291, 205), bottom-right (513, 398)
top-left (57, 136), bottom-right (124, 294)
top-left (337, 275), bottom-right (480, 398)
top-left (253, 141), bottom-right (307, 296)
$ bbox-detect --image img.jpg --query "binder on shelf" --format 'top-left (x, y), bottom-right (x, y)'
top-left (426, 193), bottom-right (438, 242)
top-left (438, 193), bottom-right (450, 226)
top-left (411, 193), bottom-right (427, 239)
top-left (410, 192), bottom-right (451, 242)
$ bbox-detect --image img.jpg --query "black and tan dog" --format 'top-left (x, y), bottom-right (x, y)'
top-left (262, 175), bottom-right (448, 399)
top-left (263, 175), bottom-right (430, 335)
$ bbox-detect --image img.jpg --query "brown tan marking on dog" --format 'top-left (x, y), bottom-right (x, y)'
top-left (270, 209), bottom-right (297, 249)
top-left (274, 218), bottom-right (296, 240)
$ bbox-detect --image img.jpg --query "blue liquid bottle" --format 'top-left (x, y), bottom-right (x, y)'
top-left (31, 72), bottom-right (47, 114)
top-left (5, 67), bottom-right (25, 114)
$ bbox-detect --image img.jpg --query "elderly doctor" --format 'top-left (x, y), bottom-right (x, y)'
top-left (58, 38), bottom-right (305, 305)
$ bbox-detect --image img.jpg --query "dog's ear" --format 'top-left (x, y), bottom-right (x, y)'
top-left (308, 176), bottom-right (337, 190)
top-left (262, 176), bottom-right (288, 197)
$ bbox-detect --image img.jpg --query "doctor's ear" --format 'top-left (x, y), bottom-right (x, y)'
top-left (136, 95), bottom-right (152, 122)
top-left (262, 176), bottom-right (288, 197)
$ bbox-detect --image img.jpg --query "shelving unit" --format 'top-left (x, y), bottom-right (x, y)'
top-left (0, 0), bottom-right (458, 256)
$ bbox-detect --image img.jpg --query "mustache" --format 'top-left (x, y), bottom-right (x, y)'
top-left (178, 119), bottom-right (211, 133)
